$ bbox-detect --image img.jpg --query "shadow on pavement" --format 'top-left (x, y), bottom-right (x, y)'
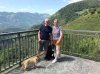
top-left (58, 56), bottom-right (75, 62)
top-left (28, 65), bottom-right (46, 71)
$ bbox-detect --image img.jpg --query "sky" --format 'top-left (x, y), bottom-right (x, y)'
top-left (0, 0), bottom-right (82, 15)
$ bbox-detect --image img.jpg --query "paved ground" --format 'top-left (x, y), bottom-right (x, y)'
top-left (8, 54), bottom-right (100, 74)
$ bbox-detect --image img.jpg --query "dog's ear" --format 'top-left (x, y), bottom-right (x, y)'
top-left (36, 56), bottom-right (40, 61)
top-left (36, 54), bottom-right (40, 58)
top-left (36, 54), bottom-right (40, 57)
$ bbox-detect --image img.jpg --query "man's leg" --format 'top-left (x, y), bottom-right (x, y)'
top-left (38, 40), bottom-right (43, 54)
top-left (44, 40), bottom-right (49, 59)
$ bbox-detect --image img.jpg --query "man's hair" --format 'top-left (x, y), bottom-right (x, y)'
top-left (45, 18), bottom-right (49, 22)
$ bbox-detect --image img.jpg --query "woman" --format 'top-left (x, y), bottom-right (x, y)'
top-left (52, 19), bottom-right (63, 63)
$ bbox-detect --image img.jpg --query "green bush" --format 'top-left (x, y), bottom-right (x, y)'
top-left (62, 33), bottom-right (100, 61)
top-left (78, 37), bottom-right (100, 56)
top-left (88, 8), bottom-right (96, 14)
top-left (97, 9), bottom-right (100, 14)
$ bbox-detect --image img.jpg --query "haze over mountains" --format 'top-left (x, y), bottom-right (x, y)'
top-left (0, 12), bottom-right (49, 32)
top-left (0, 0), bottom-right (100, 33)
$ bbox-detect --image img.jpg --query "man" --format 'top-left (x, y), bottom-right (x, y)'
top-left (38, 18), bottom-right (52, 58)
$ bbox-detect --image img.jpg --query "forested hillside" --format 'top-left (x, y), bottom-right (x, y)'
top-left (49, 0), bottom-right (100, 27)
top-left (63, 8), bottom-right (100, 30)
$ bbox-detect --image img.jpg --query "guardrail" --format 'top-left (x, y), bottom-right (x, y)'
top-left (0, 30), bottom-right (39, 72)
top-left (0, 29), bottom-right (100, 73)
top-left (62, 30), bottom-right (100, 61)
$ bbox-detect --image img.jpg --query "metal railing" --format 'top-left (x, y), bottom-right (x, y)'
top-left (62, 30), bottom-right (100, 61)
top-left (0, 30), bottom-right (39, 72)
top-left (0, 29), bottom-right (100, 73)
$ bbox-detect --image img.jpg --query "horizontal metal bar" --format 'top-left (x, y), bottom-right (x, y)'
top-left (63, 29), bottom-right (100, 33)
top-left (0, 29), bottom-right (39, 36)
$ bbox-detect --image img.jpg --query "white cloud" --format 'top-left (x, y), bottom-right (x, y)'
top-left (18, 8), bottom-right (30, 12)
top-left (45, 9), bottom-right (55, 14)
top-left (0, 5), bottom-right (6, 9)
top-left (55, 0), bottom-right (67, 3)
top-left (61, 0), bottom-right (83, 3)
top-left (68, 0), bottom-right (83, 4)
top-left (62, 0), bottom-right (67, 2)
top-left (46, 9), bottom-right (53, 12)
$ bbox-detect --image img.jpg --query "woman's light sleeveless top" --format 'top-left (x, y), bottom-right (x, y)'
top-left (52, 26), bottom-right (61, 40)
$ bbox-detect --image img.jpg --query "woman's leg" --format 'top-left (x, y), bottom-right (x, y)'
top-left (52, 45), bottom-right (61, 63)
top-left (55, 45), bottom-right (61, 59)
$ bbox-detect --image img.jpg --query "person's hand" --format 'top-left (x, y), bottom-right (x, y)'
top-left (38, 39), bottom-right (41, 42)
top-left (50, 41), bottom-right (53, 45)
top-left (56, 39), bottom-right (60, 45)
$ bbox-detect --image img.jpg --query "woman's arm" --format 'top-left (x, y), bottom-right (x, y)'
top-left (57, 30), bottom-right (63, 44)
top-left (59, 30), bottom-right (63, 41)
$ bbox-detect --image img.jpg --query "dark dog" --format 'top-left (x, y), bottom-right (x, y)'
top-left (45, 44), bottom-right (55, 61)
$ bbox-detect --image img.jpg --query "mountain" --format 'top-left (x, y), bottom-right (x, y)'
top-left (63, 8), bottom-right (100, 30)
top-left (49, 0), bottom-right (100, 27)
top-left (0, 12), bottom-right (49, 32)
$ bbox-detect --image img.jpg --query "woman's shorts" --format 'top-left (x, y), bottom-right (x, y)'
top-left (52, 39), bottom-right (62, 47)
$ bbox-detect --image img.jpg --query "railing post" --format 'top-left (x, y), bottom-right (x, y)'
top-left (0, 45), bottom-right (1, 71)
top-left (17, 33), bottom-right (21, 66)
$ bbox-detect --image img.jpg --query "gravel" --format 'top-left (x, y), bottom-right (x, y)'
top-left (8, 54), bottom-right (100, 74)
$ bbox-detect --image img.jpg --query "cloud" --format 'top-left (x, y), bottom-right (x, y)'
top-left (55, 0), bottom-right (67, 3)
top-left (0, 5), bottom-right (6, 9)
top-left (45, 9), bottom-right (55, 14)
top-left (62, 0), bottom-right (67, 2)
top-left (46, 9), bottom-right (53, 12)
top-left (68, 0), bottom-right (83, 4)
top-left (61, 0), bottom-right (82, 3)
top-left (18, 8), bottom-right (32, 12)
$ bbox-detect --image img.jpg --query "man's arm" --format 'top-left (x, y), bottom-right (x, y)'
top-left (38, 31), bottom-right (41, 42)
top-left (50, 33), bottom-right (53, 41)
top-left (49, 33), bottom-right (53, 45)
top-left (49, 27), bottom-right (53, 44)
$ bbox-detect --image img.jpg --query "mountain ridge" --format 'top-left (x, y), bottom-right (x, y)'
top-left (0, 12), bottom-right (49, 32)
top-left (49, 0), bottom-right (100, 26)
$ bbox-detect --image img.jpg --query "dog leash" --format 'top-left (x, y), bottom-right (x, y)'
top-left (45, 62), bottom-right (54, 68)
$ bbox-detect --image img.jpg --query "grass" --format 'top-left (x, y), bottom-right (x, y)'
top-left (63, 8), bottom-right (100, 31)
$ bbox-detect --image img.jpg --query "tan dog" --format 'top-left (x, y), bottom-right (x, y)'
top-left (21, 51), bottom-right (44, 71)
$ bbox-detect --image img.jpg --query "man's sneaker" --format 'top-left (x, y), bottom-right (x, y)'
top-left (52, 59), bottom-right (57, 63)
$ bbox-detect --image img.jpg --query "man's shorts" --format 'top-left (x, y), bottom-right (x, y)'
top-left (39, 40), bottom-right (50, 51)
top-left (52, 39), bottom-right (62, 47)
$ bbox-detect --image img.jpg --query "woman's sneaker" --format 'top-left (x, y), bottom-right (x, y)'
top-left (52, 59), bottom-right (57, 63)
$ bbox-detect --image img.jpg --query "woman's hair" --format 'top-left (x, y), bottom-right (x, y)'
top-left (54, 19), bottom-right (58, 23)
